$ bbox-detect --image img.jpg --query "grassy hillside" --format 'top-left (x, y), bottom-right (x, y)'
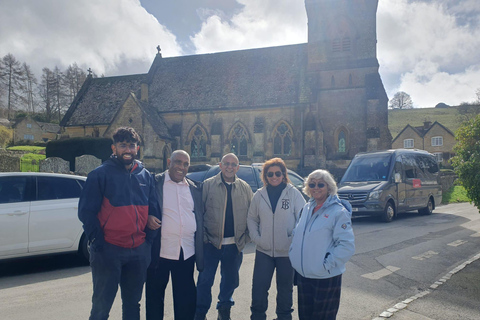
top-left (388, 107), bottom-right (464, 138)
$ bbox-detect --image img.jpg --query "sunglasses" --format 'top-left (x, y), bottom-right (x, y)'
top-left (222, 162), bottom-right (238, 167)
top-left (308, 182), bottom-right (326, 189)
top-left (267, 171), bottom-right (283, 178)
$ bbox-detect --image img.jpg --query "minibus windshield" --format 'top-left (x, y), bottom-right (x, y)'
top-left (341, 153), bottom-right (392, 182)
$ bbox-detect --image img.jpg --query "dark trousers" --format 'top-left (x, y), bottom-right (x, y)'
top-left (297, 274), bottom-right (342, 320)
top-left (89, 241), bottom-right (151, 320)
top-left (250, 251), bottom-right (294, 320)
top-left (195, 243), bottom-right (243, 317)
top-left (146, 249), bottom-right (196, 320)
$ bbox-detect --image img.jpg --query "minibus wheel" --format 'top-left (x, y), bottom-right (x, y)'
top-left (382, 202), bottom-right (395, 222)
top-left (419, 197), bottom-right (433, 215)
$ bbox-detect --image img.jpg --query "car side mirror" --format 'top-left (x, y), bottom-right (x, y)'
top-left (394, 173), bottom-right (401, 183)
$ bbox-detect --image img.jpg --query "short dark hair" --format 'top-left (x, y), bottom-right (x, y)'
top-left (112, 127), bottom-right (140, 144)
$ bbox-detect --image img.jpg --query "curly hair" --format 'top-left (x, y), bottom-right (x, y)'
top-left (261, 157), bottom-right (290, 186)
top-left (112, 127), bottom-right (140, 145)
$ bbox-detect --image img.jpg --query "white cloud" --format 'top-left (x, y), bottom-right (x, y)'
top-left (191, 0), bottom-right (307, 54)
top-left (0, 0), bottom-right (182, 77)
top-left (378, 0), bottom-right (480, 107)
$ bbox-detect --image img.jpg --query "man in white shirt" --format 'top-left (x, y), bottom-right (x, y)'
top-left (146, 150), bottom-right (204, 320)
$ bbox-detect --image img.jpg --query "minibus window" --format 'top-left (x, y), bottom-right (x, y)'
top-left (341, 153), bottom-right (392, 182)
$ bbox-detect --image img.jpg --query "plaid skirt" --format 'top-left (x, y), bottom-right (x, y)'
top-left (297, 273), bottom-right (342, 320)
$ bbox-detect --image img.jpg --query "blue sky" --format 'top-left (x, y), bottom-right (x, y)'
top-left (1, 0), bottom-right (479, 108)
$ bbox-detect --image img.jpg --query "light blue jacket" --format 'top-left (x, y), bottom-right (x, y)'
top-left (289, 195), bottom-right (355, 279)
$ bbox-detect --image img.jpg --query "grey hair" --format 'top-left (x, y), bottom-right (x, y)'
top-left (170, 150), bottom-right (190, 162)
top-left (303, 169), bottom-right (338, 198)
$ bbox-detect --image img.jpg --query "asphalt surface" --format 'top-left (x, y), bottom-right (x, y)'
top-left (373, 252), bottom-right (480, 320)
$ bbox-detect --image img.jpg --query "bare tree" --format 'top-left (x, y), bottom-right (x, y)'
top-left (63, 63), bottom-right (86, 106)
top-left (21, 63), bottom-right (38, 114)
top-left (476, 88), bottom-right (480, 103)
top-left (0, 53), bottom-right (26, 119)
top-left (389, 91), bottom-right (413, 109)
top-left (39, 67), bottom-right (56, 122)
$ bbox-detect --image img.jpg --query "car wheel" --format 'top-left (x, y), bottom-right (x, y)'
top-left (79, 234), bottom-right (90, 263)
top-left (419, 197), bottom-right (433, 215)
top-left (381, 202), bottom-right (395, 222)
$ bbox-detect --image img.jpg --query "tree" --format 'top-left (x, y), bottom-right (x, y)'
top-left (21, 62), bottom-right (38, 114)
top-left (0, 53), bottom-right (26, 119)
top-left (389, 91), bottom-right (413, 109)
top-left (451, 114), bottom-right (480, 212)
top-left (39, 67), bottom-right (56, 122)
top-left (63, 63), bottom-right (86, 105)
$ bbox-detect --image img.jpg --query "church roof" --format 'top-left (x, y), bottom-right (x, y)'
top-left (147, 43), bottom-right (309, 112)
top-left (61, 74), bottom-right (145, 127)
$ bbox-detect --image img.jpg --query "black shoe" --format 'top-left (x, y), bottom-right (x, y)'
top-left (217, 308), bottom-right (231, 320)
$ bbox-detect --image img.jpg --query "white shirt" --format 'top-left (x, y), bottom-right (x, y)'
top-left (159, 172), bottom-right (196, 260)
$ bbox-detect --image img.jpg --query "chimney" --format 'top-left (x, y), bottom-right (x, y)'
top-left (423, 121), bottom-right (432, 129)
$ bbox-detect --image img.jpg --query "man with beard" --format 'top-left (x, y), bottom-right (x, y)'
top-left (145, 150), bottom-right (204, 320)
top-left (78, 127), bottom-right (160, 320)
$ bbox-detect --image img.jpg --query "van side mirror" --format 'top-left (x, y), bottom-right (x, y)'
top-left (394, 173), bottom-right (401, 183)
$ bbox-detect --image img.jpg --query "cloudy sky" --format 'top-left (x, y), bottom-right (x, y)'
top-left (1, 0), bottom-right (479, 108)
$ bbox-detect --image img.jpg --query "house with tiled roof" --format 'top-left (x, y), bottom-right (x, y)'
top-left (392, 121), bottom-right (455, 166)
top-left (13, 116), bottom-right (60, 143)
top-left (60, 0), bottom-right (391, 173)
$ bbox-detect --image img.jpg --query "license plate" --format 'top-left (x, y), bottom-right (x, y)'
top-left (352, 207), bottom-right (358, 212)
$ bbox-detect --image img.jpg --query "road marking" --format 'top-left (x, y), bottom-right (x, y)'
top-left (448, 240), bottom-right (468, 247)
top-left (470, 233), bottom-right (480, 238)
top-left (412, 250), bottom-right (438, 260)
top-left (361, 266), bottom-right (400, 280)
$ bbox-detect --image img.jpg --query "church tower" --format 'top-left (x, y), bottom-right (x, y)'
top-left (304, 0), bottom-right (391, 169)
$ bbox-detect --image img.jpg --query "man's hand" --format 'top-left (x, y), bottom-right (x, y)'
top-left (147, 215), bottom-right (162, 230)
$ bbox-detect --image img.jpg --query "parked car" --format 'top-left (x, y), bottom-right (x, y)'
top-left (337, 149), bottom-right (442, 222)
top-left (0, 172), bottom-right (89, 261)
top-left (187, 163), bottom-right (306, 197)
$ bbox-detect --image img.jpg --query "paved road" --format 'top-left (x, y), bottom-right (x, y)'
top-left (0, 202), bottom-right (479, 319)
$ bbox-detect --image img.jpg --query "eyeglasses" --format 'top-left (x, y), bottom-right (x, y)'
top-left (222, 162), bottom-right (238, 167)
top-left (308, 182), bottom-right (326, 189)
top-left (267, 171), bottom-right (283, 178)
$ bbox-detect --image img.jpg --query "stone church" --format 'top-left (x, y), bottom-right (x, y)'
top-left (60, 0), bottom-right (391, 173)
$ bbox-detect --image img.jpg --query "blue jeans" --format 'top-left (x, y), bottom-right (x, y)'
top-left (89, 241), bottom-right (151, 320)
top-left (195, 243), bottom-right (243, 317)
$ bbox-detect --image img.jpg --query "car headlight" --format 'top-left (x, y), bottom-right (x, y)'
top-left (368, 190), bottom-right (382, 200)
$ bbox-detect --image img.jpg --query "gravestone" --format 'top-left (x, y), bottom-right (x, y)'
top-left (40, 157), bottom-right (70, 173)
top-left (76, 155), bottom-right (101, 176)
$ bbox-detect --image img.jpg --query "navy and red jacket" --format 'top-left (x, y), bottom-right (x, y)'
top-left (78, 155), bottom-right (160, 249)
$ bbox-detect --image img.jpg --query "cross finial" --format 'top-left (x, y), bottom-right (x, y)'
top-left (87, 68), bottom-right (92, 76)
top-left (156, 45), bottom-right (161, 54)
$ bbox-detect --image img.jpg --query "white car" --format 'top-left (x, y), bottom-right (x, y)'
top-left (0, 172), bottom-right (88, 261)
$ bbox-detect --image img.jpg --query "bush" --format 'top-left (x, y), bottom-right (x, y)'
top-left (451, 114), bottom-right (480, 212)
top-left (46, 137), bottom-right (112, 171)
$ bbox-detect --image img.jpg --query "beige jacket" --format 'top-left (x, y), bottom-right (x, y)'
top-left (202, 172), bottom-right (253, 251)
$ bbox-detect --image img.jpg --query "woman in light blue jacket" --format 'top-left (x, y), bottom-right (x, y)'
top-left (289, 169), bottom-right (355, 320)
top-left (248, 158), bottom-right (306, 320)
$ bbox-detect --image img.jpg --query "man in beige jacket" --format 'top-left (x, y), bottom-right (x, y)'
top-left (195, 153), bottom-right (253, 320)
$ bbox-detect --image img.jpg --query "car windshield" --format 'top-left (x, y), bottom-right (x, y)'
top-left (341, 153), bottom-right (392, 182)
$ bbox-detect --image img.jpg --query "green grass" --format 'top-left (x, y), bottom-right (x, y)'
top-left (20, 153), bottom-right (46, 172)
top-left (388, 107), bottom-right (464, 138)
top-left (8, 146), bottom-right (46, 154)
top-left (442, 185), bottom-right (471, 204)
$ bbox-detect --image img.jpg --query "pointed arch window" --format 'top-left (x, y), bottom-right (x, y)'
top-left (273, 122), bottom-right (293, 156)
top-left (230, 125), bottom-right (248, 156)
top-left (190, 126), bottom-right (207, 158)
top-left (338, 131), bottom-right (346, 153)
